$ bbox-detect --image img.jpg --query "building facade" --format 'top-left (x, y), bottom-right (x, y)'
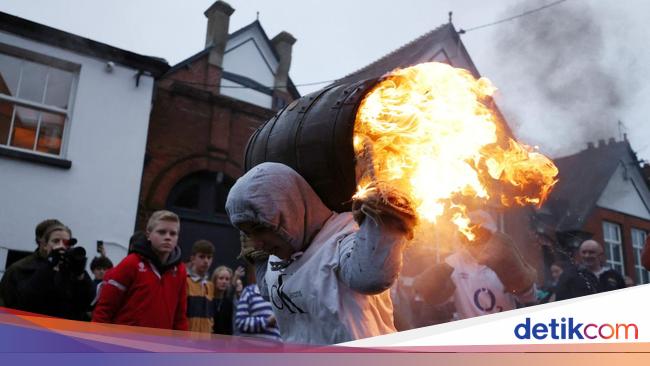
top-left (137, 1), bottom-right (299, 269)
top-left (0, 12), bottom-right (168, 273)
top-left (539, 139), bottom-right (650, 284)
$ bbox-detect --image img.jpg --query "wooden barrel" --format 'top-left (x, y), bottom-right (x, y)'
top-left (245, 78), bottom-right (379, 212)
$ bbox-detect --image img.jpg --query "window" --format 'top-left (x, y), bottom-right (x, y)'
top-left (632, 228), bottom-right (649, 284)
top-left (0, 50), bottom-right (75, 156)
top-left (602, 221), bottom-right (624, 274)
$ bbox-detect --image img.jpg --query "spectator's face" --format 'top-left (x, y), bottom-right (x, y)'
top-left (190, 253), bottom-right (213, 276)
top-left (239, 222), bottom-right (295, 260)
top-left (42, 230), bottom-right (71, 255)
top-left (147, 220), bottom-right (179, 257)
top-left (579, 240), bottom-right (603, 269)
top-left (550, 264), bottom-right (563, 282)
top-left (214, 270), bottom-right (231, 291)
top-left (93, 267), bottom-right (108, 281)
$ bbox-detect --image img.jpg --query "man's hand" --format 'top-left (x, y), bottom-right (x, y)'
top-left (234, 266), bottom-right (245, 280)
top-left (353, 135), bottom-right (417, 238)
top-left (352, 182), bottom-right (417, 238)
top-left (267, 314), bottom-right (276, 327)
top-left (468, 232), bottom-right (536, 294)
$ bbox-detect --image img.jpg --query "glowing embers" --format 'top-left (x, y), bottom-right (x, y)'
top-left (353, 62), bottom-right (558, 240)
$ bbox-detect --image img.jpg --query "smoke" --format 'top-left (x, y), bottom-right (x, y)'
top-left (490, 0), bottom-right (636, 157)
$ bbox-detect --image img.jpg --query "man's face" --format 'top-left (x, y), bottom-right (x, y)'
top-left (579, 240), bottom-right (603, 269)
top-left (239, 222), bottom-right (295, 260)
top-left (147, 220), bottom-right (179, 257)
top-left (41, 230), bottom-right (71, 256)
top-left (190, 252), bottom-right (213, 276)
top-left (93, 267), bottom-right (108, 281)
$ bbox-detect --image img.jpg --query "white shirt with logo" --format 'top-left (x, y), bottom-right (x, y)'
top-left (445, 249), bottom-right (536, 319)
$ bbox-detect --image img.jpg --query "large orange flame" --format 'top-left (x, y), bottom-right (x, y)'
top-left (353, 62), bottom-right (558, 240)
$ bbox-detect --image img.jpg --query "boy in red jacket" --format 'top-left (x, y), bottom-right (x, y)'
top-left (92, 210), bottom-right (188, 330)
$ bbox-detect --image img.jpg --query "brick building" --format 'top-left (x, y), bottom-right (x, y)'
top-left (137, 1), bottom-right (299, 268)
top-left (537, 138), bottom-right (650, 285)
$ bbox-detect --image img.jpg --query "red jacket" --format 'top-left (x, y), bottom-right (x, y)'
top-left (92, 253), bottom-right (188, 330)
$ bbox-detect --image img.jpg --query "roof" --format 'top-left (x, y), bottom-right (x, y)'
top-left (228, 20), bottom-right (300, 99)
top-left (332, 21), bottom-right (513, 137)
top-left (167, 20), bottom-right (300, 99)
top-left (335, 22), bottom-right (481, 85)
top-left (541, 140), bottom-right (634, 232)
top-left (0, 11), bottom-right (169, 77)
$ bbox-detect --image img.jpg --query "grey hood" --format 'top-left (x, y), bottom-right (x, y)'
top-left (226, 162), bottom-right (334, 252)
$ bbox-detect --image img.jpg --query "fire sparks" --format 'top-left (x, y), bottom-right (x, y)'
top-left (353, 62), bottom-right (558, 240)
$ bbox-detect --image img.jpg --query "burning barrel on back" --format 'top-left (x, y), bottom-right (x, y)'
top-left (244, 78), bottom-right (380, 212)
top-left (245, 61), bottom-right (558, 239)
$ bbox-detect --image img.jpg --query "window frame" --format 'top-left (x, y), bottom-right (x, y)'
top-left (631, 228), bottom-right (649, 285)
top-left (602, 221), bottom-right (625, 275)
top-left (0, 42), bottom-right (79, 160)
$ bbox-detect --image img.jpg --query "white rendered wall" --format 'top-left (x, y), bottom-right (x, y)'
top-left (220, 25), bottom-right (277, 108)
top-left (0, 31), bottom-right (154, 269)
top-left (222, 39), bottom-right (276, 87)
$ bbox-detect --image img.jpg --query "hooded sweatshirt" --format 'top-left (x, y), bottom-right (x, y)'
top-left (92, 240), bottom-right (188, 330)
top-left (226, 162), bottom-right (409, 345)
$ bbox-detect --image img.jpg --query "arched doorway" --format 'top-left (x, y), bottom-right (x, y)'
top-left (166, 171), bottom-right (242, 272)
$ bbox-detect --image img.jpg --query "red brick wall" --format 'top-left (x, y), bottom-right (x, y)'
top-left (137, 53), bottom-right (276, 229)
top-left (583, 207), bottom-right (650, 282)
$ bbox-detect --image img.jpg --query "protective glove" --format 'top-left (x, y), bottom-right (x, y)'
top-left (468, 231), bottom-right (537, 295)
top-left (352, 136), bottom-right (417, 238)
top-left (413, 262), bottom-right (456, 305)
top-left (238, 232), bottom-right (269, 265)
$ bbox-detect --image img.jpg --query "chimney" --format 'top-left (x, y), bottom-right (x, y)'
top-left (271, 31), bottom-right (297, 92)
top-left (608, 137), bottom-right (616, 145)
top-left (204, 1), bottom-right (234, 68)
top-left (587, 142), bottom-right (595, 149)
top-left (598, 139), bottom-right (606, 148)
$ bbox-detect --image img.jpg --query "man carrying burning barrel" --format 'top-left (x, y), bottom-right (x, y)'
top-left (227, 62), bottom-right (558, 344)
top-left (226, 161), bottom-right (416, 345)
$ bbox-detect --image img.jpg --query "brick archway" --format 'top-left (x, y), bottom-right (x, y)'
top-left (146, 154), bottom-right (241, 211)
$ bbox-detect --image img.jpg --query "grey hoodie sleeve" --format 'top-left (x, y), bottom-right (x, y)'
top-left (337, 217), bottom-right (409, 295)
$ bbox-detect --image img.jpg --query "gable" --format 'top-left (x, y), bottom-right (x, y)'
top-left (336, 23), bottom-right (481, 85)
top-left (222, 24), bottom-right (278, 87)
top-left (597, 163), bottom-right (650, 220)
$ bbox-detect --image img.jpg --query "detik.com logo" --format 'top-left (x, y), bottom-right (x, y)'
top-left (514, 317), bottom-right (638, 340)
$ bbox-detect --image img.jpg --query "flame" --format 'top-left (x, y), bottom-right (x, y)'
top-left (353, 62), bottom-right (558, 240)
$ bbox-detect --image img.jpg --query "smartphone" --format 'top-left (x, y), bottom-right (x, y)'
top-left (97, 240), bottom-right (104, 254)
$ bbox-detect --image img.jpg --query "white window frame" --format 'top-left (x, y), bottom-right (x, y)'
top-left (631, 228), bottom-right (649, 285)
top-left (0, 43), bottom-right (78, 158)
top-left (602, 221), bottom-right (625, 275)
